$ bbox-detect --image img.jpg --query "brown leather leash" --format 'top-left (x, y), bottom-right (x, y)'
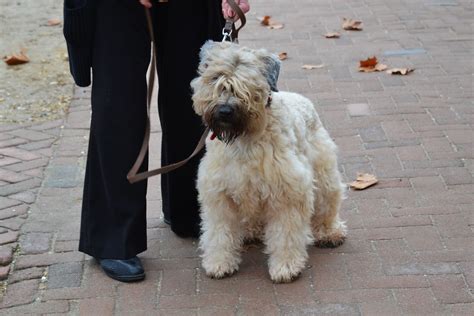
top-left (127, 1), bottom-right (246, 184)
top-left (222, 0), bottom-right (246, 43)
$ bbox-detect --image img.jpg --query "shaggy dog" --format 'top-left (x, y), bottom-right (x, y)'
top-left (191, 41), bottom-right (347, 283)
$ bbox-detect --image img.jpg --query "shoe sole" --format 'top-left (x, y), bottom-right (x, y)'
top-left (103, 271), bottom-right (145, 282)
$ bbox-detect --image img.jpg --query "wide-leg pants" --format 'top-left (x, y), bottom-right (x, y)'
top-left (79, 0), bottom-right (224, 259)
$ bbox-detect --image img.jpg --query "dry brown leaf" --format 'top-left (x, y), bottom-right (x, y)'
top-left (269, 23), bottom-right (284, 29)
top-left (342, 18), bottom-right (363, 31)
top-left (386, 68), bottom-right (414, 75)
top-left (360, 56), bottom-right (378, 68)
top-left (3, 51), bottom-right (29, 65)
top-left (278, 52), bottom-right (288, 60)
top-left (350, 173), bottom-right (378, 190)
top-left (302, 64), bottom-right (324, 70)
top-left (47, 18), bottom-right (62, 26)
top-left (359, 63), bottom-right (388, 72)
top-left (258, 16), bottom-right (284, 29)
top-left (358, 56), bottom-right (387, 72)
top-left (260, 15), bottom-right (271, 26)
top-left (325, 32), bottom-right (341, 38)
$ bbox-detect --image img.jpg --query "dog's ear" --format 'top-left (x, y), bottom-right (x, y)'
top-left (257, 51), bottom-right (281, 92)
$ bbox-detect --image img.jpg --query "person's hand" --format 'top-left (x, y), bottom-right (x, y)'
top-left (222, 0), bottom-right (250, 20)
top-left (139, 0), bottom-right (152, 8)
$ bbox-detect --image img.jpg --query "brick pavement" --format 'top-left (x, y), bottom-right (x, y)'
top-left (1, 0), bottom-right (473, 315)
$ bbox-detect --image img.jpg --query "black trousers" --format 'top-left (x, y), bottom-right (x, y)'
top-left (79, 0), bottom-right (224, 259)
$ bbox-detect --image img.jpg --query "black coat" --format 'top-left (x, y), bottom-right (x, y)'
top-left (63, 0), bottom-right (225, 87)
top-left (68, 0), bottom-right (227, 257)
top-left (63, 0), bottom-right (96, 86)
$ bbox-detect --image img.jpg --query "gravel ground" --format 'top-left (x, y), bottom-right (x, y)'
top-left (0, 0), bottom-right (74, 123)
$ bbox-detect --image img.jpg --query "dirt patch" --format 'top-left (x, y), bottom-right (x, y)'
top-left (0, 0), bottom-right (74, 123)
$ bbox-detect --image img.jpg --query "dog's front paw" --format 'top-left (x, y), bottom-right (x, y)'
top-left (313, 222), bottom-right (347, 248)
top-left (203, 258), bottom-right (240, 279)
top-left (269, 260), bottom-right (305, 283)
top-left (314, 234), bottom-right (346, 248)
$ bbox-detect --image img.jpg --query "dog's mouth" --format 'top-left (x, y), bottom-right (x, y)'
top-left (205, 106), bottom-right (247, 144)
top-left (209, 121), bottom-right (245, 144)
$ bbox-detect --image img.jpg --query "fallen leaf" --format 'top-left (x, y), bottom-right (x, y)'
top-left (260, 15), bottom-right (271, 26)
top-left (278, 52), bottom-right (288, 60)
top-left (258, 16), bottom-right (284, 29)
top-left (359, 63), bottom-right (388, 72)
top-left (342, 18), bottom-right (363, 31)
top-left (3, 51), bottom-right (29, 65)
top-left (269, 23), bottom-right (284, 29)
top-left (350, 173), bottom-right (378, 190)
top-left (386, 68), bottom-right (414, 75)
top-left (360, 56), bottom-right (378, 68)
top-left (47, 18), bottom-right (62, 26)
top-left (358, 56), bottom-right (387, 72)
top-left (325, 32), bottom-right (341, 38)
top-left (302, 64), bottom-right (324, 70)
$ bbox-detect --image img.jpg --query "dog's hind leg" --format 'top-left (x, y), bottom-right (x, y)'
top-left (264, 198), bottom-right (314, 283)
top-left (199, 194), bottom-right (243, 279)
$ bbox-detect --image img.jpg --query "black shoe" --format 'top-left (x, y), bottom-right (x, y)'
top-left (171, 224), bottom-right (201, 239)
top-left (97, 256), bottom-right (145, 282)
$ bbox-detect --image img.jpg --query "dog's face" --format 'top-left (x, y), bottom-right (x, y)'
top-left (191, 42), bottom-right (280, 143)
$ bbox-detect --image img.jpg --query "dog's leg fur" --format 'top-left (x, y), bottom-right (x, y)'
top-left (264, 196), bottom-right (314, 283)
top-left (312, 188), bottom-right (347, 248)
top-left (199, 194), bottom-right (243, 279)
top-left (310, 130), bottom-right (347, 248)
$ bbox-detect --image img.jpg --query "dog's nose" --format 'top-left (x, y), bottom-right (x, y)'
top-left (217, 104), bottom-right (234, 118)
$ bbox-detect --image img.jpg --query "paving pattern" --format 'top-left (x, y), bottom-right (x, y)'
top-left (0, 0), bottom-right (473, 314)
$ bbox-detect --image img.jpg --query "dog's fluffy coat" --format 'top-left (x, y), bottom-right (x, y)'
top-left (191, 42), bottom-right (347, 283)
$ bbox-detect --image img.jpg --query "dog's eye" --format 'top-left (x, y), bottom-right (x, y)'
top-left (212, 75), bottom-right (220, 81)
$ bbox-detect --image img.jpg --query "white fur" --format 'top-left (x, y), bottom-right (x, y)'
top-left (196, 91), bottom-right (347, 283)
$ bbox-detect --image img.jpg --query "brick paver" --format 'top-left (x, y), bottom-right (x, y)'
top-left (1, 0), bottom-right (473, 314)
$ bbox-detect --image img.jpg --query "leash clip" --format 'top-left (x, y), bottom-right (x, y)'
top-left (222, 20), bottom-right (234, 42)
